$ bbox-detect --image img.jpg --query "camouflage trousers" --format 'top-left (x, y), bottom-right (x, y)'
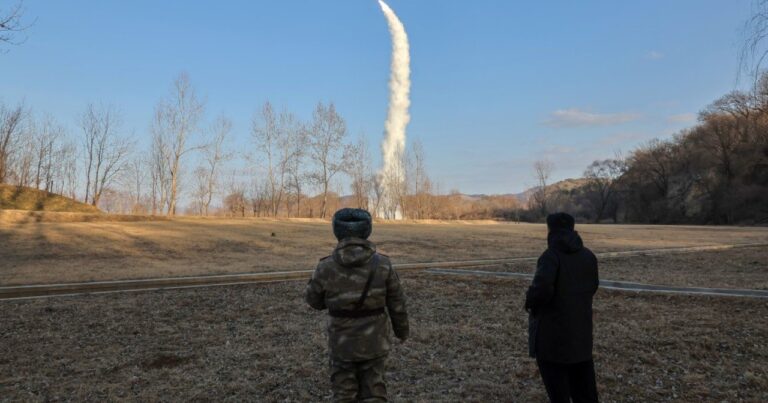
top-left (329, 355), bottom-right (387, 403)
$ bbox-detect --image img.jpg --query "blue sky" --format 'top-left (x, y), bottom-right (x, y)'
top-left (0, 0), bottom-right (755, 195)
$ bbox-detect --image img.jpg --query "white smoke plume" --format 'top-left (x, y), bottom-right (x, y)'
top-left (377, 0), bottom-right (411, 219)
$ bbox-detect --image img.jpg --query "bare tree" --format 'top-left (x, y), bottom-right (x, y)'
top-left (249, 177), bottom-right (269, 218)
top-left (31, 115), bottom-right (64, 192)
top-left (82, 104), bottom-right (108, 202)
top-left (703, 91), bottom-right (756, 142)
top-left (252, 102), bottom-right (296, 217)
top-left (58, 140), bottom-right (78, 199)
top-left (410, 139), bottom-right (433, 219)
top-left (583, 159), bottom-right (626, 222)
top-left (151, 73), bottom-right (205, 215)
top-left (122, 156), bottom-right (147, 214)
top-left (0, 1), bottom-right (31, 50)
top-left (737, 0), bottom-right (768, 83)
top-left (12, 132), bottom-right (33, 187)
top-left (149, 132), bottom-right (170, 215)
top-left (530, 159), bottom-right (553, 218)
top-left (347, 135), bottom-right (372, 210)
top-left (699, 114), bottom-right (739, 183)
top-left (10, 114), bottom-right (76, 198)
top-left (286, 123), bottom-right (308, 217)
top-left (80, 104), bottom-right (132, 206)
top-left (0, 102), bottom-right (24, 183)
top-left (634, 139), bottom-right (674, 197)
top-left (308, 102), bottom-right (350, 218)
top-left (370, 173), bottom-right (385, 217)
top-left (194, 115), bottom-right (231, 216)
top-left (191, 166), bottom-right (209, 215)
top-left (224, 185), bottom-right (248, 218)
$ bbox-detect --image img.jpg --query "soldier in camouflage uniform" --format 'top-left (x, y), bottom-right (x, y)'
top-left (306, 208), bottom-right (409, 403)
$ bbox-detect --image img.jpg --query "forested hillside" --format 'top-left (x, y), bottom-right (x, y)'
top-left (529, 74), bottom-right (768, 225)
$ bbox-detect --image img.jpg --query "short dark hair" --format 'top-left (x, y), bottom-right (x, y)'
top-left (546, 212), bottom-right (575, 232)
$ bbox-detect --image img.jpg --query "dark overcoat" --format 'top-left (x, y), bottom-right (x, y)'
top-left (525, 229), bottom-right (599, 363)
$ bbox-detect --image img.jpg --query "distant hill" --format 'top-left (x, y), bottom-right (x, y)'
top-left (0, 185), bottom-right (100, 213)
top-left (506, 178), bottom-right (589, 204)
top-left (337, 178), bottom-right (589, 206)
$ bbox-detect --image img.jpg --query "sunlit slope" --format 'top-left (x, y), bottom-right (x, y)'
top-left (0, 184), bottom-right (100, 213)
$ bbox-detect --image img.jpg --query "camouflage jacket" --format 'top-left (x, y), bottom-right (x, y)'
top-left (305, 237), bottom-right (409, 362)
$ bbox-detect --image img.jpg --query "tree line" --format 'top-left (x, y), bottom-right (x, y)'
top-left (1, 73), bottom-right (524, 220)
top-left (0, 74), bottom-right (353, 218)
top-left (525, 72), bottom-right (768, 225)
top-left (4, 70), bottom-right (766, 224)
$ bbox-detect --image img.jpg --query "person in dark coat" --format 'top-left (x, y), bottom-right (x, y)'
top-left (525, 212), bottom-right (599, 403)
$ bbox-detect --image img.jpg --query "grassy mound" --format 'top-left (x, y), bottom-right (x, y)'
top-left (0, 185), bottom-right (100, 213)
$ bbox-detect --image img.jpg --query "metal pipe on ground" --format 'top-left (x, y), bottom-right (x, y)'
top-left (426, 268), bottom-right (768, 299)
top-left (1, 243), bottom-right (766, 301)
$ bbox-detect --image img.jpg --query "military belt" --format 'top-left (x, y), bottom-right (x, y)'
top-left (328, 308), bottom-right (385, 318)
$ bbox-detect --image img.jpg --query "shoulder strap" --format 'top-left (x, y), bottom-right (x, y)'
top-left (354, 254), bottom-right (379, 310)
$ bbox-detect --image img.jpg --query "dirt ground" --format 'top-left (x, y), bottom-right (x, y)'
top-left (495, 245), bottom-right (768, 290)
top-left (1, 274), bottom-right (766, 402)
top-left (1, 217), bottom-right (767, 285)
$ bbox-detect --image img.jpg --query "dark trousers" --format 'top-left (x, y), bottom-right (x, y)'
top-left (329, 356), bottom-right (387, 403)
top-left (536, 359), bottom-right (598, 403)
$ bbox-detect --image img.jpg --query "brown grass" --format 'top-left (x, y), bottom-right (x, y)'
top-left (0, 185), bottom-right (100, 213)
top-left (0, 209), bottom-right (169, 224)
top-left (1, 218), bottom-right (767, 285)
top-left (492, 245), bottom-right (768, 290)
top-left (1, 274), bottom-right (765, 402)
top-left (599, 246), bottom-right (768, 290)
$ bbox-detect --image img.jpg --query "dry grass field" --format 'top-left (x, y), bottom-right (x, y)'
top-left (497, 245), bottom-right (768, 290)
top-left (1, 218), bottom-right (767, 401)
top-left (1, 216), bottom-right (767, 285)
top-left (1, 274), bottom-right (766, 402)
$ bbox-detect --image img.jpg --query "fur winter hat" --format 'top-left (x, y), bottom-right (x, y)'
top-left (332, 208), bottom-right (373, 240)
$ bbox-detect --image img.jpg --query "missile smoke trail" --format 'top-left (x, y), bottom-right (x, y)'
top-left (377, 0), bottom-right (411, 218)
